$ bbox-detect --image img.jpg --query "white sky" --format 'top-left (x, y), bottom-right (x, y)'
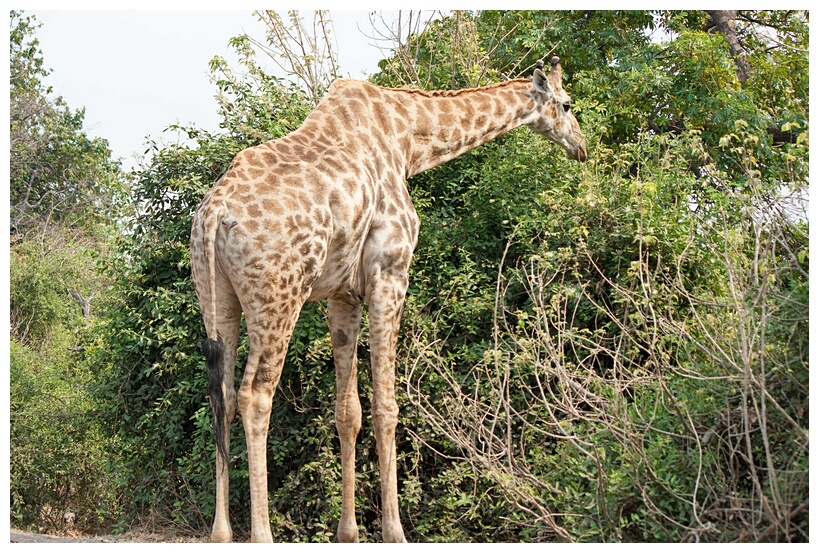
top-left (23, 6), bottom-right (398, 171)
top-left (10, 1), bottom-right (705, 171)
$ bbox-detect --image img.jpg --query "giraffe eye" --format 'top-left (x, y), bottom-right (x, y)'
top-left (562, 102), bottom-right (571, 113)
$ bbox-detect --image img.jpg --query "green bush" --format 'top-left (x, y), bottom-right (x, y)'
top-left (10, 310), bottom-right (124, 534)
top-left (82, 9), bottom-right (808, 543)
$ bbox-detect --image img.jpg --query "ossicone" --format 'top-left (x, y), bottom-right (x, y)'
top-left (548, 56), bottom-right (563, 88)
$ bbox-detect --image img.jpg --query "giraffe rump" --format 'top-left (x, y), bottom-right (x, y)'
top-left (203, 335), bottom-right (228, 464)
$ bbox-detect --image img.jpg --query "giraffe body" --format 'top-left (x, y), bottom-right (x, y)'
top-left (190, 57), bottom-right (586, 543)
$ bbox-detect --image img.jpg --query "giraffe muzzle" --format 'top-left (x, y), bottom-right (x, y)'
top-left (573, 143), bottom-right (588, 162)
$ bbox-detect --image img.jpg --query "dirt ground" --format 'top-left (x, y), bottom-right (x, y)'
top-left (9, 528), bottom-right (207, 543)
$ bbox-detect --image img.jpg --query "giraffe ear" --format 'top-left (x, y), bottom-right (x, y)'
top-left (532, 67), bottom-right (552, 96)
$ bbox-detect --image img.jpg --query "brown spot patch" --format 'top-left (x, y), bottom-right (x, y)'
top-left (342, 178), bottom-right (358, 196)
top-left (278, 163), bottom-right (300, 175)
top-left (245, 219), bottom-right (260, 233)
top-left (303, 150), bottom-right (318, 163)
top-left (304, 256), bottom-right (317, 276)
top-left (291, 232), bottom-right (310, 245)
top-left (245, 150), bottom-right (260, 166)
top-left (439, 113), bottom-right (456, 127)
top-left (324, 157), bottom-right (345, 175)
top-left (262, 198), bottom-right (283, 215)
top-left (493, 98), bottom-right (506, 119)
top-left (333, 329), bottom-right (349, 347)
top-left (333, 227), bottom-right (349, 249)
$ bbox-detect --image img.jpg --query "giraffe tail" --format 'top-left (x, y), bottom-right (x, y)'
top-left (193, 201), bottom-right (230, 466)
top-left (203, 334), bottom-right (228, 465)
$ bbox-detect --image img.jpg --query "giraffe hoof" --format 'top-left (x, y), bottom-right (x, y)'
top-left (210, 530), bottom-right (232, 543)
top-left (337, 520), bottom-right (360, 543)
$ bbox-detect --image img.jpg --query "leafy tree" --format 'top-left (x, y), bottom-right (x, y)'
top-left (9, 11), bottom-right (127, 534)
top-left (9, 11), bottom-right (124, 238)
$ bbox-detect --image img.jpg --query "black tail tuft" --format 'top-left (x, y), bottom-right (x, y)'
top-left (203, 336), bottom-right (229, 465)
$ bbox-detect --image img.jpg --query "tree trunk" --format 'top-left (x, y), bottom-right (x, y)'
top-left (706, 10), bottom-right (752, 83)
top-left (71, 290), bottom-right (92, 319)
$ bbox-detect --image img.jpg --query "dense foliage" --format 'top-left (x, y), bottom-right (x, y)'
top-left (373, 12), bottom-right (807, 540)
top-left (10, 10), bottom-right (808, 542)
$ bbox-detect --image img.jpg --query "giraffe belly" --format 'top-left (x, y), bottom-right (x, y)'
top-left (303, 190), bottom-right (377, 304)
top-left (304, 218), bottom-right (370, 304)
top-left (306, 253), bottom-right (365, 304)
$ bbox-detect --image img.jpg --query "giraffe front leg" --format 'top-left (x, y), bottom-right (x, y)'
top-left (367, 272), bottom-right (409, 543)
top-left (329, 299), bottom-right (364, 543)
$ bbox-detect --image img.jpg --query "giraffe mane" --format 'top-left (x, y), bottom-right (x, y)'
top-left (379, 78), bottom-right (530, 98)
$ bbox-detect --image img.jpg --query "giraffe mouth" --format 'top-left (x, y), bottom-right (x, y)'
top-left (571, 143), bottom-right (588, 162)
top-left (567, 133), bottom-right (588, 162)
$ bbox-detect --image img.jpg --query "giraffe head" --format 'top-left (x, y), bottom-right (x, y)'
top-left (525, 57), bottom-right (588, 162)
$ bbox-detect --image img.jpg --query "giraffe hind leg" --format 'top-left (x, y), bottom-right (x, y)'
top-left (207, 284), bottom-right (242, 543)
top-left (239, 296), bottom-right (307, 542)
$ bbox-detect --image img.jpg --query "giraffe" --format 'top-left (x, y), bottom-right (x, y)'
top-left (189, 56), bottom-right (587, 543)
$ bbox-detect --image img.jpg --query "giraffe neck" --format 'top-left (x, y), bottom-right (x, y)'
top-left (384, 79), bottom-right (535, 178)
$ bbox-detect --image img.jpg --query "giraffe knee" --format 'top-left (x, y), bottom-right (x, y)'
top-left (237, 380), bottom-right (274, 419)
top-left (336, 394), bottom-right (362, 437)
top-left (251, 365), bottom-right (280, 394)
top-left (372, 400), bottom-right (399, 434)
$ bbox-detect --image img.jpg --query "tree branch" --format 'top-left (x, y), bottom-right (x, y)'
top-left (705, 10), bottom-right (752, 83)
